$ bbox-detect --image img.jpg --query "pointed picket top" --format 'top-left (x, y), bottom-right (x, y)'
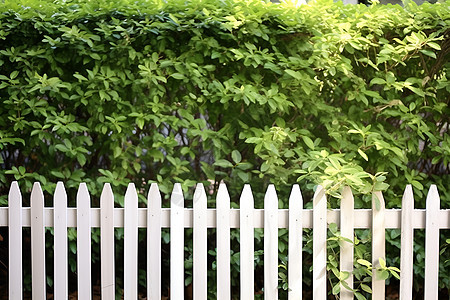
top-left (148, 183), bottom-right (162, 211)
top-left (124, 183), bottom-right (138, 300)
top-left (340, 186), bottom-right (354, 300)
top-left (312, 185), bottom-right (327, 300)
top-left (101, 183), bottom-right (114, 204)
top-left (54, 181), bottom-right (68, 300)
top-left (288, 184), bottom-right (302, 300)
top-left (193, 183), bottom-right (207, 208)
top-left (400, 184), bottom-right (414, 300)
top-left (77, 183), bottom-right (92, 300)
top-left (372, 190), bottom-right (386, 300)
top-left (240, 184), bottom-right (254, 300)
top-left (216, 182), bottom-right (231, 300)
top-left (9, 181), bottom-right (23, 300)
top-left (170, 183), bottom-right (185, 300)
top-left (148, 183), bottom-right (162, 300)
top-left (171, 183), bottom-right (184, 207)
top-left (264, 184), bottom-right (278, 300)
top-left (31, 182), bottom-right (46, 299)
top-left (424, 185), bottom-right (440, 300)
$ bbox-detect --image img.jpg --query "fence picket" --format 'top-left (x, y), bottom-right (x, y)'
top-left (399, 185), bottom-right (413, 300)
top-left (8, 181), bottom-right (22, 299)
top-left (424, 185), bottom-right (440, 300)
top-left (170, 183), bottom-right (185, 299)
top-left (264, 185), bottom-right (278, 300)
top-left (148, 183), bottom-right (162, 300)
top-left (54, 182), bottom-right (68, 299)
top-left (340, 186), bottom-right (354, 300)
top-left (240, 184), bottom-right (254, 299)
top-left (77, 183), bottom-right (92, 300)
top-left (216, 183), bottom-right (231, 300)
top-left (31, 182), bottom-right (46, 299)
top-left (100, 183), bottom-right (115, 298)
top-left (124, 183), bottom-right (138, 299)
top-left (313, 186), bottom-right (327, 300)
top-left (193, 183), bottom-right (207, 299)
top-left (372, 191), bottom-right (386, 300)
top-left (288, 184), bottom-right (302, 300)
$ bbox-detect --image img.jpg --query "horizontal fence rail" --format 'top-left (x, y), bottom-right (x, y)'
top-left (1, 181), bottom-right (450, 299)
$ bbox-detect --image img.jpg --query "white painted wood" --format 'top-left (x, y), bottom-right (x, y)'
top-left (31, 182), bottom-right (46, 299)
top-left (54, 182), bottom-right (68, 299)
top-left (240, 184), bottom-right (254, 300)
top-left (77, 183), bottom-right (92, 300)
top-left (288, 184), bottom-right (302, 300)
top-left (216, 183), bottom-right (231, 300)
top-left (264, 184), bottom-right (278, 300)
top-left (170, 183), bottom-right (185, 300)
top-left (148, 183), bottom-right (162, 300)
top-left (193, 183), bottom-right (207, 299)
top-left (8, 181), bottom-right (22, 299)
top-left (399, 185), bottom-right (413, 300)
top-left (372, 191), bottom-right (386, 300)
top-left (124, 183), bottom-right (138, 300)
top-left (340, 186), bottom-right (354, 300)
top-left (100, 183), bottom-right (115, 299)
top-left (1, 206), bottom-right (449, 229)
top-left (312, 186), bottom-right (327, 300)
top-left (424, 185), bottom-right (440, 300)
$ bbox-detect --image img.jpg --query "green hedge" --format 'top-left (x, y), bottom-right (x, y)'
top-left (1, 0), bottom-right (449, 297)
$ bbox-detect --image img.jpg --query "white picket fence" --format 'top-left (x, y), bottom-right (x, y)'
top-left (1, 181), bottom-right (449, 299)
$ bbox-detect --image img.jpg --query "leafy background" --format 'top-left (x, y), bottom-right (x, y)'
top-left (0, 0), bottom-right (449, 298)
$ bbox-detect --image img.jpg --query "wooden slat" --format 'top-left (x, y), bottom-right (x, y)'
top-left (77, 183), bottom-right (92, 300)
top-left (193, 183), bottom-right (207, 299)
top-left (216, 183), bottom-right (231, 300)
top-left (124, 183), bottom-right (138, 299)
top-left (54, 182), bottom-right (68, 299)
top-left (148, 183), bottom-right (162, 300)
top-left (424, 185), bottom-right (440, 300)
top-left (170, 183), bottom-right (185, 299)
top-left (100, 183), bottom-right (115, 298)
top-left (288, 184), bottom-right (302, 300)
top-left (399, 185), bottom-right (413, 300)
top-left (31, 182), bottom-right (46, 299)
top-left (1, 206), bottom-right (449, 229)
top-left (312, 186), bottom-right (327, 300)
top-left (8, 182), bottom-right (22, 299)
top-left (372, 191), bottom-right (386, 299)
top-left (264, 184), bottom-right (278, 300)
top-left (240, 185), bottom-right (254, 299)
top-left (340, 186), bottom-right (354, 300)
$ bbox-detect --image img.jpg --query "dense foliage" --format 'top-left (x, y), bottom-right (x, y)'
top-left (0, 0), bottom-right (449, 297)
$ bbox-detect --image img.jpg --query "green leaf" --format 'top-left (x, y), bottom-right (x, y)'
top-left (360, 283), bottom-right (372, 293)
top-left (302, 136), bottom-right (315, 150)
top-left (358, 149), bottom-right (368, 161)
top-left (231, 150), bottom-right (242, 164)
top-left (171, 73), bottom-right (186, 80)
top-left (214, 159), bottom-right (233, 168)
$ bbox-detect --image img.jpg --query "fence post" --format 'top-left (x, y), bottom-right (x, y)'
top-left (288, 184), bottom-right (302, 300)
top-left (399, 185), bottom-right (413, 300)
top-left (340, 186), bottom-right (354, 299)
top-left (148, 183), bottom-right (162, 300)
top-left (264, 185), bottom-right (278, 300)
top-left (54, 182), bottom-right (68, 299)
top-left (424, 185), bottom-right (440, 300)
top-left (313, 186), bottom-right (327, 300)
top-left (372, 191), bottom-right (386, 299)
top-left (240, 185), bottom-right (254, 299)
top-left (193, 183), bottom-right (207, 299)
top-left (77, 183), bottom-right (92, 300)
top-left (100, 183), bottom-right (115, 298)
top-left (124, 183), bottom-right (138, 299)
top-left (216, 183), bottom-right (231, 300)
top-left (170, 183), bottom-right (185, 299)
top-left (8, 182), bottom-right (22, 299)
top-left (31, 182), bottom-right (46, 299)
